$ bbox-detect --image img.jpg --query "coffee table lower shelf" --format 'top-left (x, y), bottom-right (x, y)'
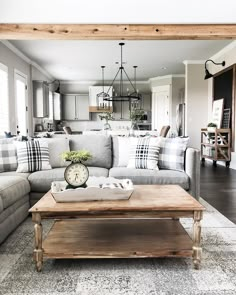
top-left (41, 219), bottom-right (193, 260)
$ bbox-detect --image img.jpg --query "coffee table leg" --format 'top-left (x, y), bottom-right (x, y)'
top-left (193, 211), bottom-right (202, 270)
top-left (32, 213), bottom-right (43, 272)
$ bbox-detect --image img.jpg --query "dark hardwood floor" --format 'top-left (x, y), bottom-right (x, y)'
top-left (200, 162), bottom-right (236, 224)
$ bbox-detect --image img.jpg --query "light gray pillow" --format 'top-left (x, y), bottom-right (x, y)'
top-left (38, 138), bottom-right (70, 168)
top-left (69, 135), bottom-right (112, 169)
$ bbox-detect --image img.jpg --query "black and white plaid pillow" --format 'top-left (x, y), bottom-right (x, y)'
top-left (16, 140), bottom-right (52, 173)
top-left (158, 137), bottom-right (189, 171)
top-left (0, 140), bottom-right (17, 172)
top-left (127, 137), bottom-right (160, 170)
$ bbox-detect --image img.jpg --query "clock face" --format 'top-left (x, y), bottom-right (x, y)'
top-left (64, 163), bottom-right (89, 187)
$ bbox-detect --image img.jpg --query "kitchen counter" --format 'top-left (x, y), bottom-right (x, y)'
top-left (82, 130), bottom-right (159, 136)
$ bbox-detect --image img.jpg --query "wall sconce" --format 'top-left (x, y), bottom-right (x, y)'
top-left (204, 59), bottom-right (226, 80)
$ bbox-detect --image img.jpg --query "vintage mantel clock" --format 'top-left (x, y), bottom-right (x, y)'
top-left (61, 150), bottom-right (92, 189)
top-left (64, 162), bottom-right (89, 188)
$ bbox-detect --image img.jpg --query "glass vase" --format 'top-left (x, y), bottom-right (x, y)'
top-left (103, 120), bottom-right (111, 135)
top-left (129, 121), bottom-right (139, 137)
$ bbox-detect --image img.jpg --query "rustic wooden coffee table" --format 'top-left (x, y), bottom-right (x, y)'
top-left (29, 185), bottom-right (205, 271)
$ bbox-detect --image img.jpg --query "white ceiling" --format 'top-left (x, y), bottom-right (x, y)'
top-left (10, 40), bottom-right (231, 81)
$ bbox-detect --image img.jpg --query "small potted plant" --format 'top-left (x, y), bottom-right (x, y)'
top-left (207, 122), bottom-right (217, 143)
top-left (129, 108), bottom-right (145, 134)
top-left (99, 112), bottom-right (114, 131)
top-left (207, 122), bottom-right (217, 133)
top-left (61, 150), bottom-right (93, 189)
top-left (61, 150), bottom-right (92, 163)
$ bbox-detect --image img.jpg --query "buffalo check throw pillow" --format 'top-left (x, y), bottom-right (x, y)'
top-left (127, 137), bottom-right (161, 170)
top-left (158, 137), bottom-right (189, 171)
top-left (16, 140), bottom-right (52, 173)
top-left (0, 141), bottom-right (17, 172)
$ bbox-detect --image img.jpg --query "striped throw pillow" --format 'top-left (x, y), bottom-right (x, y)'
top-left (158, 137), bottom-right (189, 171)
top-left (127, 137), bottom-right (161, 170)
top-left (16, 140), bottom-right (52, 172)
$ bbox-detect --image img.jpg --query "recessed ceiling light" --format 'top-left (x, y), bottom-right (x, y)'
top-left (161, 67), bottom-right (167, 70)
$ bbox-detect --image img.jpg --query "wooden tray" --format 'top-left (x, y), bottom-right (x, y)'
top-left (51, 177), bottom-right (134, 202)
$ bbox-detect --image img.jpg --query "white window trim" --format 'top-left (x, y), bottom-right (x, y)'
top-left (0, 62), bottom-right (10, 136)
top-left (14, 69), bottom-right (29, 135)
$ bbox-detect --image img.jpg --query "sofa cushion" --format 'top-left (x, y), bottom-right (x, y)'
top-left (69, 135), bottom-right (112, 169)
top-left (0, 140), bottom-right (17, 172)
top-left (127, 137), bottom-right (160, 170)
top-left (0, 176), bottom-right (30, 212)
top-left (158, 137), bottom-right (189, 172)
top-left (16, 140), bottom-right (52, 172)
top-left (0, 171), bottom-right (30, 179)
top-left (28, 166), bottom-right (109, 193)
top-left (38, 138), bottom-right (70, 168)
top-left (112, 136), bottom-right (130, 167)
top-left (109, 167), bottom-right (189, 189)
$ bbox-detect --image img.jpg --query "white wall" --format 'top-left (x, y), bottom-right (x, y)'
top-left (185, 63), bottom-right (208, 149)
top-left (0, 0), bottom-right (235, 23)
top-left (60, 81), bottom-right (150, 94)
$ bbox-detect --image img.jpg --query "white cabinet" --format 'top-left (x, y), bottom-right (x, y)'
top-left (53, 93), bottom-right (62, 121)
top-left (62, 94), bottom-right (90, 120)
top-left (33, 81), bottom-right (49, 118)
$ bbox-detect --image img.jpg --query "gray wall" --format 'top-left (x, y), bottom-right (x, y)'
top-left (185, 64), bottom-right (208, 149)
top-left (0, 41), bottom-right (52, 136)
top-left (0, 42), bottom-right (32, 135)
top-left (171, 77), bottom-right (185, 133)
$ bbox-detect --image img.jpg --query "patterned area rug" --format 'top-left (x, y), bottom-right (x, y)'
top-left (0, 198), bottom-right (236, 295)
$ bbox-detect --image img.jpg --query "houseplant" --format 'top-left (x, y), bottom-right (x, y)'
top-left (99, 112), bottom-right (114, 131)
top-left (61, 150), bottom-right (92, 163)
top-left (207, 122), bottom-right (217, 133)
top-left (129, 108), bottom-right (145, 134)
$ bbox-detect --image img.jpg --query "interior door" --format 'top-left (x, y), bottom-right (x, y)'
top-left (152, 85), bottom-right (170, 131)
top-left (15, 71), bottom-right (28, 136)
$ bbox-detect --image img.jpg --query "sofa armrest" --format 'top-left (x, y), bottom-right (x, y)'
top-left (185, 147), bottom-right (200, 200)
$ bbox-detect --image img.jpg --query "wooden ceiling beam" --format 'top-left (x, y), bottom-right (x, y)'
top-left (0, 24), bottom-right (236, 40)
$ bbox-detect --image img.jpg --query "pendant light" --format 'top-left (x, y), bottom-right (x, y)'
top-left (101, 43), bottom-right (142, 102)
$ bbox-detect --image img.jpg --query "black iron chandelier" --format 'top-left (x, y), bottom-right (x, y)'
top-left (97, 43), bottom-right (142, 102)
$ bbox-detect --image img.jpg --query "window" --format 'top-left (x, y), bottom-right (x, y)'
top-left (0, 63), bottom-right (9, 135)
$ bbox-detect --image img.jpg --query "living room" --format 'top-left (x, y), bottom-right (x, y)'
top-left (0, 1), bottom-right (236, 294)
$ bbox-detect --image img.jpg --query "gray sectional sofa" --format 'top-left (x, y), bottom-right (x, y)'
top-left (0, 135), bottom-right (200, 244)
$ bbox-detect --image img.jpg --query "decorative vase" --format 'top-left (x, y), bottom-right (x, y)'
top-left (129, 121), bottom-right (139, 137)
top-left (103, 120), bottom-right (111, 135)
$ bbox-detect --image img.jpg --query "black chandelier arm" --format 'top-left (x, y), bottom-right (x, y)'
top-left (122, 68), bottom-right (137, 92)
